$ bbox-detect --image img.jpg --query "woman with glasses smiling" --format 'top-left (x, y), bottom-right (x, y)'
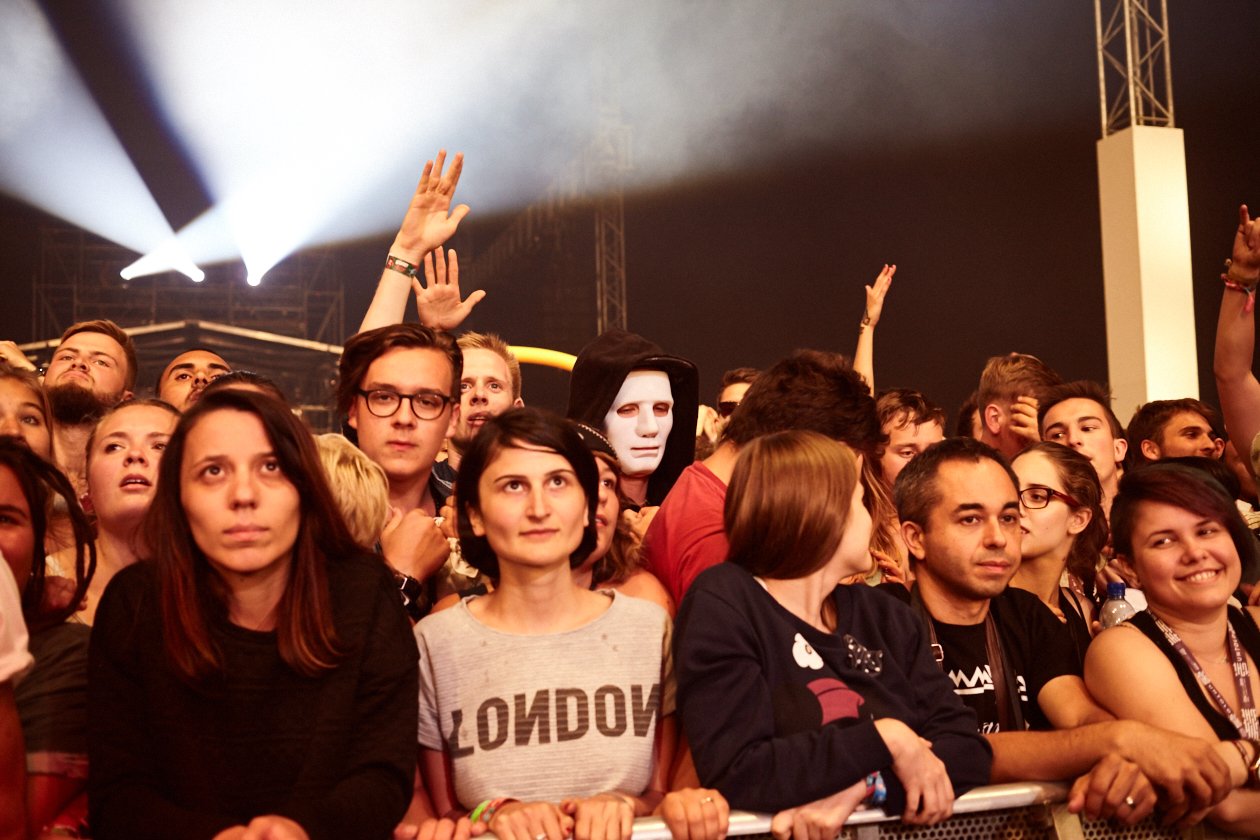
top-left (1010, 443), bottom-right (1109, 665)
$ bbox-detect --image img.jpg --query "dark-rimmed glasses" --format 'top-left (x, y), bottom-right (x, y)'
top-left (1019, 485), bottom-right (1081, 510)
top-left (357, 389), bottom-right (453, 420)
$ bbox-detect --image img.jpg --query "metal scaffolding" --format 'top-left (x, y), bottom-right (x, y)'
top-left (1095, 0), bottom-right (1175, 137)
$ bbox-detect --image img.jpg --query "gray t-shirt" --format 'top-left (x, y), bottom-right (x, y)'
top-left (415, 590), bottom-right (674, 808)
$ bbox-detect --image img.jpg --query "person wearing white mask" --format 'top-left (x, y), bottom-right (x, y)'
top-left (566, 330), bottom-right (698, 509)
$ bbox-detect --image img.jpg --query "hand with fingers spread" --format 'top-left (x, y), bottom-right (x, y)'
top-left (392, 150), bottom-right (471, 263)
top-left (770, 779), bottom-right (865, 840)
top-left (413, 246), bottom-right (485, 332)
top-left (873, 719), bottom-right (954, 826)
top-left (658, 789), bottom-right (729, 840)
top-left (1067, 754), bottom-right (1157, 826)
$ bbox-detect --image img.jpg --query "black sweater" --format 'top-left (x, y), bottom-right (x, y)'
top-left (88, 556), bottom-right (418, 840)
top-left (675, 564), bottom-right (992, 814)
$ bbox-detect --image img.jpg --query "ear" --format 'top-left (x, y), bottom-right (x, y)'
top-left (122, 389), bottom-right (134, 402)
top-left (512, 398), bottom-right (524, 408)
top-left (1139, 438), bottom-right (1159, 461)
top-left (1066, 505), bottom-right (1091, 537)
top-left (467, 505), bottom-right (486, 537)
top-left (1112, 436), bottom-right (1128, 465)
top-left (983, 403), bottom-right (1004, 436)
top-left (901, 519), bottom-right (928, 562)
top-left (1212, 437), bottom-right (1226, 459)
top-left (347, 401), bottom-right (359, 431)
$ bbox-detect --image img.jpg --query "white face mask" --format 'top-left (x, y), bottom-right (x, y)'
top-left (603, 370), bottom-right (674, 477)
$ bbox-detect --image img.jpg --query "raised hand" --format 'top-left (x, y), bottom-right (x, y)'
top-left (1228, 204), bottom-right (1260, 281)
top-left (391, 150), bottom-right (471, 263)
top-left (862, 264), bottom-right (896, 328)
top-left (413, 246), bottom-right (485, 332)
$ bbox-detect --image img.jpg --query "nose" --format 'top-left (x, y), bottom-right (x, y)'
top-left (0, 415), bottom-right (18, 437)
top-left (1065, 428), bottom-right (1084, 449)
top-left (635, 409), bottom-right (659, 437)
top-left (392, 397), bottom-right (419, 426)
top-left (229, 470), bottom-right (257, 509)
top-left (982, 516), bottom-right (1008, 548)
top-left (123, 446), bottom-right (148, 466)
top-left (469, 383), bottom-right (488, 406)
top-left (527, 484), bottom-right (549, 519)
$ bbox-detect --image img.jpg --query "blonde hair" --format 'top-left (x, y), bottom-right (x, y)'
top-left (314, 433), bottom-right (391, 548)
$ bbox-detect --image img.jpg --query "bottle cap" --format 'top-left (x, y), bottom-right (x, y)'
top-left (1106, 581), bottom-right (1127, 599)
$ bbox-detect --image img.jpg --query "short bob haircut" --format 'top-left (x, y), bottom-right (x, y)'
top-left (0, 438), bottom-right (95, 630)
top-left (146, 388), bottom-right (363, 682)
top-left (1111, 463), bottom-right (1260, 582)
top-left (725, 430), bottom-right (861, 580)
top-left (455, 407), bottom-right (598, 579)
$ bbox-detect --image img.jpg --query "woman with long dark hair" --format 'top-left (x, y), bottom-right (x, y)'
top-left (0, 438), bottom-right (94, 837)
top-left (88, 389), bottom-right (418, 840)
top-left (1010, 442), bottom-right (1109, 664)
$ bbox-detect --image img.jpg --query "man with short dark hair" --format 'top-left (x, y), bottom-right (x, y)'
top-left (642, 350), bottom-right (883, 605)
top-left (891, 438), bottom-right (1232, 825)
top-left (156, 348), bottom-right (231, 411)
top-left (876, 387), bottom-right (945, 487)
top-left (1125, 398), bottom-right (1224, 467)
top-left (1038, 380), bottom-right (1127, 514)
top-left (337, 324), bottom-right (463, 614)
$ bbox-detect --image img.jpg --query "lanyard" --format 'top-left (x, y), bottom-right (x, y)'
top-left (1152, 613), bottom-right (1259, 740)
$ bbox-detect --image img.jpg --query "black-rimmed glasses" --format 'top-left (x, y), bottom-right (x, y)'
top-left (357, 389), bottom-right (453, 420)
top-left (718, 400), bottom-right (740, 418)
top-left (1019, 485), bottom-right (1082, 510)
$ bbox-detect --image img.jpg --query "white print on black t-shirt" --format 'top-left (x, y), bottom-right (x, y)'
top-left (947, 666), bottom-right (1029, 702)
top-left (792, 633), bottom-right (824, 670)
top-left (445, 684), bottom-right (660, 756)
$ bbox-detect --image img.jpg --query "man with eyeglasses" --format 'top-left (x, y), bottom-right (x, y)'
top-left (887, 437), bottom-right (1232, 827)
top-left (337, 324), bottom-right (462, 618)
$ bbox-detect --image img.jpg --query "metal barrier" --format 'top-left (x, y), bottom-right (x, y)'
top-left (615, 783), bottom-right (1246, 840)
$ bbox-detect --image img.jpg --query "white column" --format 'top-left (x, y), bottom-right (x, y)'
top-left (1096, 125), bottom-right (1197, 424)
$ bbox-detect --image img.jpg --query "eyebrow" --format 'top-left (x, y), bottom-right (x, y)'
top-left (0, 503), bottom-right (28, 518)
top-left (170, 361), bottom-right (230, 373)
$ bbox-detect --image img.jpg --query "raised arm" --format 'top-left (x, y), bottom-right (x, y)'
top-left (1213, 204), bottom-right (1260, 453)
top-left (359, 151), bottom-right (472, 334)
top-left (853, 264), bottom-right (894, 391)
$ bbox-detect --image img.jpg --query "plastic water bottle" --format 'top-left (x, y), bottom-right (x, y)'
top-left (1099, 582), bottom-right (1138, 629)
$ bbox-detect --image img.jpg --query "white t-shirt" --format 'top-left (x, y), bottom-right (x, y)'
top-left (0, 552), bottom-right (34, 684)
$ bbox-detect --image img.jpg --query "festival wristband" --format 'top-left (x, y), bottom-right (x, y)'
top-left (386, 254), bottom-right (421, 278)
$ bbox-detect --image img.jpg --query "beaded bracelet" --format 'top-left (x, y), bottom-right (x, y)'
top-left (1222, 258), bottom-right (1259, 314)
top-left (386, 254), bottom-right (421, 279)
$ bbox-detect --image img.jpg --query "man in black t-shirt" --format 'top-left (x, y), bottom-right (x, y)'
top-left (892, 437), bottom-right (1232, 827)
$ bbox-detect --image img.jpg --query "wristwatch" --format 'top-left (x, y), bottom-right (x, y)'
top-left (394, 571), bottom-right (428, 622)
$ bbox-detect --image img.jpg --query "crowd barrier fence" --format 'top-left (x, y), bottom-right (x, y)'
top-left (547, 783), bottom-right (1249, 840)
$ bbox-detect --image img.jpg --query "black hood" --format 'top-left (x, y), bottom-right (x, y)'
top-left (566, 329), bottom-right (699, 506)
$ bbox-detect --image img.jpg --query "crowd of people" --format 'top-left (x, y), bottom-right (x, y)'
top-left (0, 151), bottom-right (1259, 840)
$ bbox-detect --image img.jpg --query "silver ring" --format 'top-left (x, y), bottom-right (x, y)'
top-left (701, 795), bottom-right (714, 804)
top-left (1123, 796), bottom-right (1136, 808)
top-left (535, 834), bottom-right (547, 840)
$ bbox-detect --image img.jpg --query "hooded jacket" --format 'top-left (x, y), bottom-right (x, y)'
top-left (566, 329), bottom-right (699, 507)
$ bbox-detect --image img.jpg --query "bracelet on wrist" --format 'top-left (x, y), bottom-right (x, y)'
top-left (386, 254), bottom-right (421, 278)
